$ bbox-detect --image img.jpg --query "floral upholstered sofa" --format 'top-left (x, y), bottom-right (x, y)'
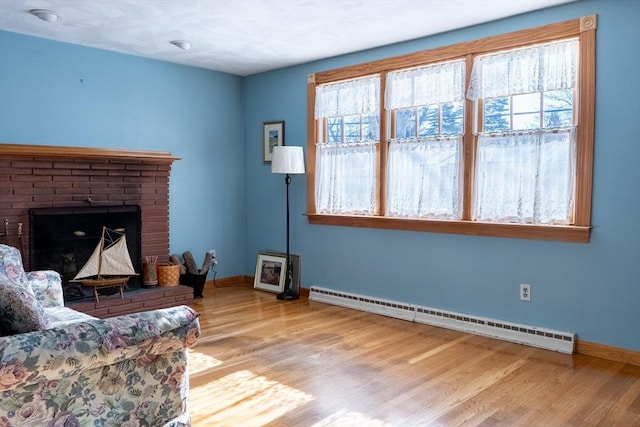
top-left (0, 244), bottom-right (201, 426)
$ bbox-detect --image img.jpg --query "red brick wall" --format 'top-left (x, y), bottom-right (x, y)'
top-left (0, 154), bottom-right (173, 269)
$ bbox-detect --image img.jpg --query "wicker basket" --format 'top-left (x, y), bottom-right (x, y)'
top-left (157, 263), bottom-right (180, 286)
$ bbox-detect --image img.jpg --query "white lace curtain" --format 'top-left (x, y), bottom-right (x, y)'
top-left (315, 77), bottom-right (380, 214)
top-left (469, 39), bottom-right (578, 224)
top-left (316, 142), bottom-right (377, 215)
top-left (386, 59), bottom-right (465, 109)
top-left (385, 60), bottom-right (465, 219)
top-left (467, 39), bottom-right (578, 100)
top-left (473, 128), bottom-right (576, 224)
top-left (386, 137), bottom-right (462, 219)
top-left (315, 77), bottom-right (379, 119)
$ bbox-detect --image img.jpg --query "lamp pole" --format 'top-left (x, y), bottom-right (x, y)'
top-left (277, 173), bottom-right (298, 300)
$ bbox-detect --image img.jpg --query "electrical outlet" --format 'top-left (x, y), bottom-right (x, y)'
top-left (208, 249), bottom-right (218, 265)
top-left (520, 284), bottom-right (531, 302)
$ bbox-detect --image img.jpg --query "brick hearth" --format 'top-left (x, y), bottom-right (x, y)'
top-left (0, 143), bottom-right (187, 315)
top-left (68, 285), bottom-right (193, 318)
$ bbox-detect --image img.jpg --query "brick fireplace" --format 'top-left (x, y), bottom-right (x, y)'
top-left (0, 143), bottom-right (193, 315)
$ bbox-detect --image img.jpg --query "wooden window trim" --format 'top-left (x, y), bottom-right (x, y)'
top-left (306, 16), bottom-right (596, 243)
top-left (306, 214), bottom-right (590, 243)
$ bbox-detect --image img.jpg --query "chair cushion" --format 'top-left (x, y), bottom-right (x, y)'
top-left (0, 244), bottom-right (33, 293)
top-left (0, 281), bottom-right (50, 335)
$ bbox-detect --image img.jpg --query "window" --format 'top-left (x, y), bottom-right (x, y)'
top-left (468, 39), bottom-right (578, 225)
top-left (306, 16), bottom-right (596, 242)
top-left (386, 59), bottom-right (466, 220)
top-left (315, 76), bottom-right (380, 215)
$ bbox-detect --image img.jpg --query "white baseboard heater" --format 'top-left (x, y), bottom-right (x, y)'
top-left (309, 286), bottom-right (575, 354)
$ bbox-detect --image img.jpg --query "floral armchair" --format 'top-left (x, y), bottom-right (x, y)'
top-left (0, 245), bottom-right (201, 426)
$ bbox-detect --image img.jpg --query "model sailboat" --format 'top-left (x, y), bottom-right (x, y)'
top-left (72, 226), bottom-right (137, 287)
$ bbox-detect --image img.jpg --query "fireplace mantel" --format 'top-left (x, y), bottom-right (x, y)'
top-left (0, 143), bottom-right (180, 162)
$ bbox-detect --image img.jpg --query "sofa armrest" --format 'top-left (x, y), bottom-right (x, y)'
top-left (0, 305), bottom-right (200, 392)
top-left (26, 270), bottom-right (64, 307)
top-left (101, 305), bottom-right (200, 351)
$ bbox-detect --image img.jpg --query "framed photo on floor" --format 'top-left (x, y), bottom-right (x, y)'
top-left (262, 120), bottom-right (284, 163)
top-left (254, 252), bottom-right (287, 293)
top-left (261, 250), bottom-right (301, 292)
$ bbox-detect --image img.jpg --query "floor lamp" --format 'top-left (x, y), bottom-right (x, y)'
top-left (271, 146), bottom-right (305, 300)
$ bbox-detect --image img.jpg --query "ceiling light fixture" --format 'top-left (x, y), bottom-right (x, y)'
top-left (170, 40), bottom-right (191, 50)
top-left (30, 9), bottom-right (58, 22)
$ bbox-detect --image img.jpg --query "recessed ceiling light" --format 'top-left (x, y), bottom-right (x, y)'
top-left (30, 9), bottom-right (58, 22)
top-left (170, 40), bottom-right (192, 50)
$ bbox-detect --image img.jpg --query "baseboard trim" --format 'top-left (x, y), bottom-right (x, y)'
top-left (576, 340), bottom-right (640, 366)
top-left (240, 277), bottom-right (311, 297)
top-left (206, 275), bottom-right (253, 287)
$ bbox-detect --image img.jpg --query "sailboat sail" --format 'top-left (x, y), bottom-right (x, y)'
top-left (73, 227), bottom-right (136, 281)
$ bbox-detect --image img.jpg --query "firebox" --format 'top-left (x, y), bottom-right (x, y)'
top-left (29, 205), bottom-right (141, 301)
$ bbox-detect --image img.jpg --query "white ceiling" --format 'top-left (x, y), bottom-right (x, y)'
top-left (0, 0), bottom-right (576, 76)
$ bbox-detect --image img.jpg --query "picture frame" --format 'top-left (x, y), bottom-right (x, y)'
top-left (261, 250), bottom-right (301, 292)
top-left (262, 120), bottom-right (285, 163)
top-left (254, 252), bottom-right (287, 293)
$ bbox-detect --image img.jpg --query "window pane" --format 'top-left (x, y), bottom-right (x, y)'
top-left (396, 108), bottom-right (416, 138)
top-left (543, 89), bottom-right (573, 128)
top-left (327, 115), bottom-right (380, 144)
top-left (344, 115), bottom-right (361, 143)
top-left (326, 117), bottom-right (342, 143)
top-left (417, 105), bottom-right (439, 137)
top-left (363, 114), bottom-right (380, 141)
top-left (513, 93), bottom-right (541, 130)
top-left (442, 101), bottom-right (463, 135)
top-left (484, 97), bottom-right (510, 132)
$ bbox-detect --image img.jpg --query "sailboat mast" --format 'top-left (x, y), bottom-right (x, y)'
top-left (97, 226), bottom-right (106, 279)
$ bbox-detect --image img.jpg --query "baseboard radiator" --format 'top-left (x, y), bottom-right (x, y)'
top-left (309, 286), bottom-right (575, 354)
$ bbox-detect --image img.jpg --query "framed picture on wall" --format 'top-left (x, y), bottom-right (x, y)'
top-left (254, 252), bottom-right (287, 293)
top-left (263, 120), bottom-right (285, 163)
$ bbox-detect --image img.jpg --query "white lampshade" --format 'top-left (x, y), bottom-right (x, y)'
top-left (271, 146), bottom-right (305, 174)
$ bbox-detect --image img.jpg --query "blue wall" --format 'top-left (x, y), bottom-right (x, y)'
top-left (243, 0), bottom-right (640, 351)
top-left (0, 31), bottom-right (246, 279)
top-left (1, 0), bottom-right (638, 352)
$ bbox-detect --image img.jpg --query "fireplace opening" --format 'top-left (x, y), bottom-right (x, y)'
top-left (29, 205), bottom-right (142, 302)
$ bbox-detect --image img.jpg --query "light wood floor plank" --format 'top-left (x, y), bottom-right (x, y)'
top-left (188, 286), bottom-right (640, 426)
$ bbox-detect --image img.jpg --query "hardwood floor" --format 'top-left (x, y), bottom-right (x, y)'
top-left (188, 286), bottom-right (640, 426)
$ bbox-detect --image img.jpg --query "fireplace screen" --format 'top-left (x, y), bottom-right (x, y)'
top-left (29, 205), bottom-right (141, 301)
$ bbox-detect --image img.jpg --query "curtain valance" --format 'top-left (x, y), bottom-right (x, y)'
top-left (315, 77), bottom-right (380, 119)
top-left (467, 39), bottom-right (578, 100)
top-left (386, 60), bottom-right (465, 109)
